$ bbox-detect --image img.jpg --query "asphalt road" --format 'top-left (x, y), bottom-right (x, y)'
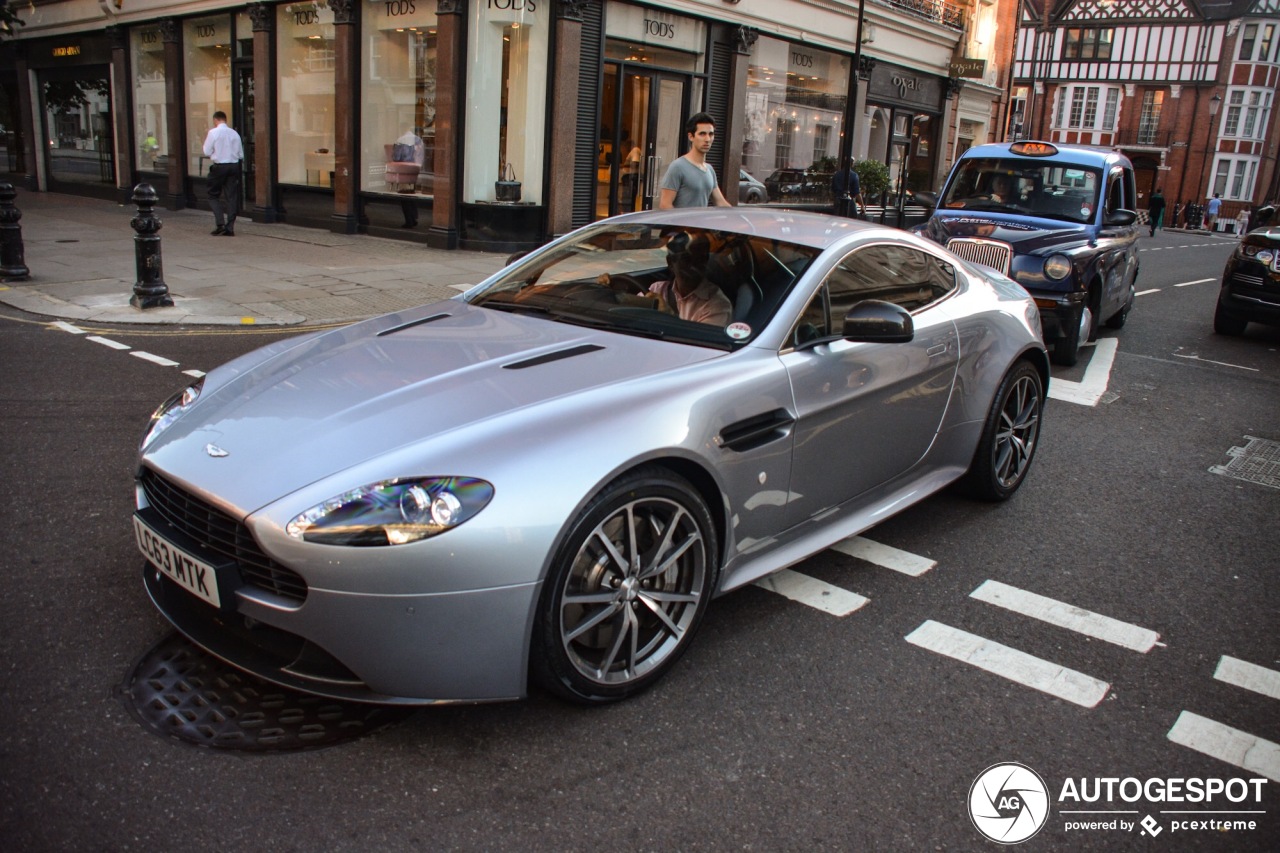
top-left (1, 230), bottom-right (1276, 851)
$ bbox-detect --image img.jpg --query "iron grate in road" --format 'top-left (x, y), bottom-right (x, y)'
top-left (1209, 435), bottom-right (1280, 490)
top-left (120, 633), bottom-right (411, 751)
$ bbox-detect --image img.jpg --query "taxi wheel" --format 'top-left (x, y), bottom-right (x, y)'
top-left (531, 468), bottom-right (718, 704)
top-left (1051, 304), bottom-right (1090, 366)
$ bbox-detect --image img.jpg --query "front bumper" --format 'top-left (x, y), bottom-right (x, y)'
top-left (1219, 266), bottom-right (1280, 327)
top-left (1027, 290), bottom-right (1087, 343)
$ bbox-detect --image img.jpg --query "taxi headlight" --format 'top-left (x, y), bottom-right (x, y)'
top-left (1043, 254), bottom-right (1073, 281)
top-left (286, 477), bottom-right (494, 546)
top-left (141, 378), bottom-right (203, 450)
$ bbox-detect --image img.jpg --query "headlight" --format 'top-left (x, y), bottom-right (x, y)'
top-left (1249, 248), bottom-right (1274, 264)
top-left (286, 477), bottom-right (494, 546)
top-left (1043, 254), bottom-right (1073, 281)
top-left (141, 378), bottom-right (203, 450)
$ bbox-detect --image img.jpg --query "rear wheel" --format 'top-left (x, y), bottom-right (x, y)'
top-left (1213, 297), bottom-right (1248, 336)
top-left (531, 468), bottom-right (718, 704)
top-left (960, 361), bottom-right (1044, 501)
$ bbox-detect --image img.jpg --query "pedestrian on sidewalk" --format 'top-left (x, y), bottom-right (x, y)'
top-left (1205, 193), bottom-right (1222, 232)
top-left (657, 112), bottom-right (731, 209)
top-left (202, 111), bottom-right (244, 236)
top-left (832, 158), bottom-right (866, 219)
top-left (1147, 188), bottom-right (1165, 236)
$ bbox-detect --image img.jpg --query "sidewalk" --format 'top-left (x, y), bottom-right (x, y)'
top-left (0, 188), bottom-right (510, 326)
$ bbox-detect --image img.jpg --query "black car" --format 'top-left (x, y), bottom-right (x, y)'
top-left (1214, 224), bottom-right (1280, 335)
top-left (917, 141), bottom-right (1140, 366)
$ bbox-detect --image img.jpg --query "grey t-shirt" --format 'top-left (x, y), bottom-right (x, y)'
top-left (661, 157), bottom-right (718, 207)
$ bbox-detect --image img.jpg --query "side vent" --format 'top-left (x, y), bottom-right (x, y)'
top-left (503, 344), bottom-right (605, 370)
top-left (377, 313), bottom-right (452, 337)
top-left (718, 409), bottom-right (795, 452)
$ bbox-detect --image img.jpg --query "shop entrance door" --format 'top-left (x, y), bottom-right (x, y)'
top-left (39, 66), bottom-right (116, 198)
top-left (234, 62), bottom-right (255, 204)
top-left (597, 65), bottom-right (688, 218)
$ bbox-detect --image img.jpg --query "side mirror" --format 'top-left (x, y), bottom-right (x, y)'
top-left (841, 300), bottom-right (914, 343)
top-left (1105, 209), bottom-right (1137, 226)
top-left (913, 191), bottom-right (939, 210)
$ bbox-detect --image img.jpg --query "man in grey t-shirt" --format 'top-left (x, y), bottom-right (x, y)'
top-left (658, 112), bottom-right (732, 209)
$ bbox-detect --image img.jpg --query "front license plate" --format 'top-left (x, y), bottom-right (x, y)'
top-left (133, 514), bottom-right (222, 608)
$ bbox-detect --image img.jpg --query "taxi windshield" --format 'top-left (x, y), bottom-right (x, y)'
top-left (940, 157), bottom-right (1102, 224)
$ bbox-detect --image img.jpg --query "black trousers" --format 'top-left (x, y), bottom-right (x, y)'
top-left (207, 162), bottom-right (241, 227)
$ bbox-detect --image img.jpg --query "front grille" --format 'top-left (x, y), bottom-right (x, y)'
top-left (946, 238), bottom-right (1013, 276)
top-left (139, 468), bottom-right (308, 603)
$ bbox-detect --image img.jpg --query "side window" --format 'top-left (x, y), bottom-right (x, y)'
top-left (825, 245), bottom-right (957, 315)
top-left (789, 287), bottom-right (830, 347)
top-left (1105, 167), bottom-right (1126, 214)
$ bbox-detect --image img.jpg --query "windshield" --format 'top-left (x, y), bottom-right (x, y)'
top-left (467, 223), bottom-right (820, 349)
top-left (940, 157), bottom-right (1102, 224)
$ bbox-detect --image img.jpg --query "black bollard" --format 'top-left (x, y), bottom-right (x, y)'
top-left (0, 182), bottom-right (30, 281)
top-left (129, 183), bottom-right (174, 309)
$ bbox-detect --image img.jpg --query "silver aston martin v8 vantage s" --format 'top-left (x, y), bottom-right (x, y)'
top-left (134, 209), bottom-right (1048, 705)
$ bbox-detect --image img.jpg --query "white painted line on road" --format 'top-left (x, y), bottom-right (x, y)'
top-left (1136, 288), bottom-right (1161, 296)
top-left (51, 321), bottom-right (86, 334)
top-left (1047, 337), bottom-right (1118, 406)
top-left (131, 351), bottom-right (180, 367)
top-left (904, 620), bottom-right (1110, 708)
top-left (183, 369), bottom-right (206, 378)
top-left (1174, 278), bottom-right (1215, 288)
top-left (1172, 351), bottom-right (1259, 372)
top-left (970, 580), bottom-right (1160, 652)
top-left (829, 536), bottom-right (936, 576)
top-left (1214, 656), bottom-right (1280, 700)
top-left (1167, 711), bottom-right (1280, 783)
top-left (754, 570), bottom-right (869, 616)
top-left (86, 335), bottom-right (130, 351)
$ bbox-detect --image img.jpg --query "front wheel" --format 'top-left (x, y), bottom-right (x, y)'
top-left (959, 361), bottom-right (1044, 501)
top-left (1213, 297), bottom-right (1248, 336)
top-left (1050, 304), bottom-right (1090, 366)
top-left (531, 468), bottom-right (718, 704)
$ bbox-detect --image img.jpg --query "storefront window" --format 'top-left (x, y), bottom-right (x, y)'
top-left (185, 15), bottom-right (232, 177)
top-left (131, 25), bottom-right (166, 171)
top-left (278, 2), bottom-right (336, 186)
top-left (361, 0), bottom-right (438, 196)
top-left (463, 0), bottom-right (548, 204)
top-left (742, 35), bottom-right (847, 203)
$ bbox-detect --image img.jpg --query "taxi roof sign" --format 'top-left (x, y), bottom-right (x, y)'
top-left (1009, 141), bottom-right (1059, 157)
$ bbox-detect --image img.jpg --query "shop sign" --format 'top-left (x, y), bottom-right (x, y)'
top-left (191, 18), bottom-right (232, 48)
top-left (949, 58), bottom-right (986, 78)
top-left (52, 44), bottom-right (82, 58)
top-left (868, 61), bottom-right (942, 110)
top-left (138, 28), bottom-right (164, 53)
top-left (486, 0), bottom-right (539, 27)
top-left (605, 3), bottom-right (701, 54)
top-left (374, 0), bottom-right (436, 31)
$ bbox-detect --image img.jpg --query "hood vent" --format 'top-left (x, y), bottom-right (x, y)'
top-left (377, 313), bottom-right (452, 337)
top-left (503, 344), bottom-right (605, 370)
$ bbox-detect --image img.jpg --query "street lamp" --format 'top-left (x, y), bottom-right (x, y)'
top-left (1197, 93), bottom-right (1222, 201)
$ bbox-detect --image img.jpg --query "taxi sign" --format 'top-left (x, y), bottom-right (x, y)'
top-left (1009, 141), bottom-right (1059, 157)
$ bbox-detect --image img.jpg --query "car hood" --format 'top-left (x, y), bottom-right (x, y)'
top-left (142, 302), bottom-right (721, 515)
top-left (926, 213), bottom-right (1089, 253)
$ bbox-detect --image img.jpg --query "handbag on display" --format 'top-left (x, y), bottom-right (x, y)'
top-left (495, 162), bottom-right (521, 202)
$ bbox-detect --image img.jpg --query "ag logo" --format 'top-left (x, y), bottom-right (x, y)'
top-left (968, 762), bottom-right (1050, 844)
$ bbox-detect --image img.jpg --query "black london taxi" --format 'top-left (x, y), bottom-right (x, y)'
top-left (917, 141), bottom-right (1139, 366)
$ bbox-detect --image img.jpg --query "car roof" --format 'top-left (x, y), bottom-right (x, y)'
top-left (598, 208), bottom-right (881, 250)
top-left (960, 141), bottom-right (1132, 169)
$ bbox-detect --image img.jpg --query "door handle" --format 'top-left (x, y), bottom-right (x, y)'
top-left (646, 155), bottom-right (661, 197)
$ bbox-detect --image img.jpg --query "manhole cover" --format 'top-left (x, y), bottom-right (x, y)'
top-left (121, 633), bottom-right (411, 751)
top-left (1210, 435), bottom-right (1280, 490)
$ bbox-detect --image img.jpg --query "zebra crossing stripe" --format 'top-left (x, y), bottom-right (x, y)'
top-left (1167, 711), bottom-right (1280, 783)
top-left (1213, 656), bottom-right (1280, 701)
top-left (753, 570), bottom-right (869, 617)
top-left (829, 536), bottom-right (936, 576)
top-left (905, 620), bottom-right (1110, 708)
top-left (970, 580), bottom-right (1160, 653)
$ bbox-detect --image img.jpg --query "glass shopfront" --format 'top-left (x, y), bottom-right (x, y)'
top-left (278, 2), bottom-right (336, 187)
top-left (184, 15), bottom-right (233, 178)
top-left (360, 0), bottom-right (438, 198)
top-left (130, 26), bottom-right (167, 174)
top-left (863, 61), bottom-right (943, 216)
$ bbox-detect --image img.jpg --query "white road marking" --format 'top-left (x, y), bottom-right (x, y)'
top-left (1167, 711), bottom-right (1280, 783)
top-left (183, 369), bottom-right (206, 378)
top-left (85, 335), bottom-right (130, 350)
top-left (51, 321), bottom-right (86, 334)
top-left (1047, 337), bottom-right (1118, 406)
top-left (905, 620), bottom-right (1110, 708)
top-left (829, 536), bottom-right (936, 576)
top-left (1172, 351), bottom-right (1259, 372)
top-left (1174, 278), bottom-right (1215, 287)
top-left (131, 351), bottom-right (180, 367)
top-left (1214, 656), bottom-right (1280, 700)
top-left (754, 570), bottom-right (869, 617)
top-left (970, 580), bottom-right (1159, 652)
top-left (1136, 288), bottom-right (1161, 296)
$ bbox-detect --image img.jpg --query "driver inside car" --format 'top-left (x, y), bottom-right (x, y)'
top-left (643, 231), bottom-right (733, 326)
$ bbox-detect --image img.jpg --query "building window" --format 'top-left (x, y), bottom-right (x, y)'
top-left (742, 36), bottom-right (848, 185)
top-left (1068, 88), bottom-right (1085, 127)
top-left (1261, 24), bottom-right (1276, 62)
top-left (1212, 157), bottom-right (1258, 201)
top-left (1239, 23), bottom-right (1257, 61)
top-left (1223, 88), bottom-right (1272, 140)
top-left (277, 2), bottom-right (335, 187)
top-left (360, 1), bottom-right (438, 197)
top-left (1055, 87), bottom-right (1067, 128)
top-left (184, 15), bottom-right (232, 178)
top-left (1102, 88), bottom-right (1118, 130)
top-left (463, 1), bottom-right (549, 204)
top-left (130, 26), bottom-right (166, 172)
top-left (1138, 90), bottom-right (1163, 144)
top-left (1063, 28), bottom-right (1113, 60)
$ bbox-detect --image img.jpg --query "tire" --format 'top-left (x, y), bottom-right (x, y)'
top-left (1050, 304), bottom-right (1090, 366)
top-left (960, 361), bottom-right (1044, 501)
top-left (1213, 297), bottom-right (1248, 336)
top-left (531, 467), bottom-right (718, 704)
top-left (1105, 284), bottom-right (1134, 330)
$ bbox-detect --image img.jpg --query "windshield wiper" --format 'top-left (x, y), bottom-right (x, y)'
top-left (476, 299), bottom-right (552, 316)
